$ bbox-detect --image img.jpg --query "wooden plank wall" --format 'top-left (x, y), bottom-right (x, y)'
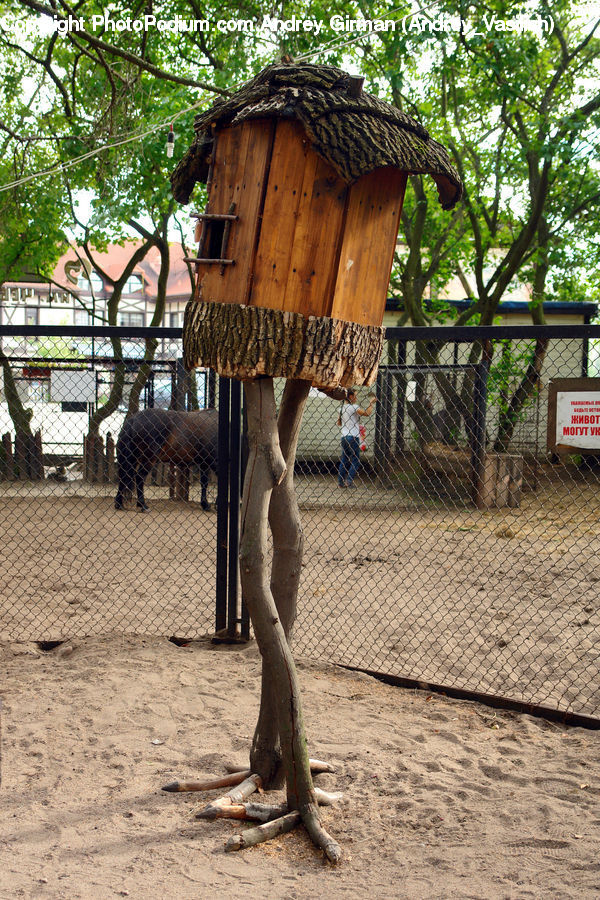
top-left (192, 118), bottom-right (406, 329)
top-left (330, 168), bottom-right (407, 327)
top-left (250, 120), bottom-right (348, 319)
top-left (194, 121), bottom-right (274, 306)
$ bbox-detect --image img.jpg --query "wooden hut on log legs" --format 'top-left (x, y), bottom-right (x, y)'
top-left (165, 63), bottom-right (462, 860)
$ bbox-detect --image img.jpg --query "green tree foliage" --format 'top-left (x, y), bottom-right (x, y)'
top-left (355, 0), bottom-right (599, 447)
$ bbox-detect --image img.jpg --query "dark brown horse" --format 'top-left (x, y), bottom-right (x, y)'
top-left (114, 408), bottom-right (218, 511)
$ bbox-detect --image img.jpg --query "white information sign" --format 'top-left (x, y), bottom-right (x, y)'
top-left (556, 391), bottom-right (600, 449)
top-left (51, 370), bottom-right (96, 403)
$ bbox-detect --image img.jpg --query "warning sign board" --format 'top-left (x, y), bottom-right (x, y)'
top-left (547, 378), bottom-right (600, 451)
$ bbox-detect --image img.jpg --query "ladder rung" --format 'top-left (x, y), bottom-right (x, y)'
top-left (190, 213), bottom-right (238, 221)
top-left (183, 257), bottom-right (235, 266)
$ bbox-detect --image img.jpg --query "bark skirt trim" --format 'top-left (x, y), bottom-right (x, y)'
top-left (183, 301), bottom-right (384, 389)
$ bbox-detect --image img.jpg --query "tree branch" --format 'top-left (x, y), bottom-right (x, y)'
top-left (17, 0), bottom-right (231, 94)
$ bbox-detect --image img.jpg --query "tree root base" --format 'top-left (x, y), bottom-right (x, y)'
top-left (162, 760), bottom-right (343, 862)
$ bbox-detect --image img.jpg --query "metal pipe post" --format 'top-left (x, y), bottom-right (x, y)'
top-left (227, 379), bottom-right (241, 638)
top-left (471, 341), bottom-right (492, 507)
top-left (215, 376), bottom-right (230, 633)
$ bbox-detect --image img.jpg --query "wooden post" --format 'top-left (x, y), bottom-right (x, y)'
top-left (32, 430), bottom-right (44, 480)
top-left (495, 455), bottom-right (511, 507)
top-left (1, 433), bottom-right (13, 481)
top-left (90, 434), bottom-right (99, 483)
top-left (478, 453), bottom-right (523, 508)
top-left (84, 433), bottom-right (99, 483)
top-left (14, 432), bottom-right (27, 480)
top-left (507, 455), bottom-right (524, 508)
top-left (98, 434), bottom-right (105, 483)
top-left (174, 465), bottom-right (189, 501)
top-left (479, 454), bottom-right (498, 508)
top-left (85, 432), bottom-right (103, 483)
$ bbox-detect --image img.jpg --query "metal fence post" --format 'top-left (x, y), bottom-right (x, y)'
top-left (240, 395), bottom-right (250, 640)
top-left (471, 341), bottom-right (492, 507)
top-left (395, 340), bottom-right (407, 454)
top-left (227, 379), bottom-right (241, 639)
top-left (208, 369), bottom-right (216, 409)
top-left (373, 369), bottom-right (384, 476)
top-left (374, 368), bottom-right (393, 484)
top-left (146, 371), bottom-right (155, 408)
top-left (215, 376), bottom-right (230, 634)
top-left (174, 359), bottom-right (187, 411)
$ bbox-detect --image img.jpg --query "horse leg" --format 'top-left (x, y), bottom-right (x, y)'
top-left (135, 459), bottom-right (154, 511)
top-left (115, 453), bottom-right (135, 510)
top-left (200, 465), bottom-right (209, 510)
top-left (114, 483), bottom-right (126, 510)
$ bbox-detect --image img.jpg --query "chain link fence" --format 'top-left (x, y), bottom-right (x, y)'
top-left (1, 325), bottom-right (599, 720)
top-left (0, 328), bottom-right (218, 641)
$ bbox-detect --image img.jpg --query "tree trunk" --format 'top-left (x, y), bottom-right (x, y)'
top-left (126, 227), bottom-right (171, 420)
top-left (250, 379), bottom-right (310, 788)
top-left (0, 351), bottom-right (43, 480)
top-left (494, 221), bottom-right (549, 453)
top-left (184, 301), bottom-right (383, 389)
top-left (240, 377), bottom-right (341, 862)
top-left (126, 343), bottom-right (158, 419)
top-left (493, 338), bottom-right (547, 453)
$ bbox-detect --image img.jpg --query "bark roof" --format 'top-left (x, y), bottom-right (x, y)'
top-left (171, 63), bottom-right (462, 210)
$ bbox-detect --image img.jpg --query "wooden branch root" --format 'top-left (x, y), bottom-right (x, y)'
top-left (162, 763), bottom-right (343, 860)
top-left (224, 797), bottom-right (343, 862)
top-left (162, 769), bottom-right (251, 793)
top-left (161, 761), bottom-right (334, 796)
top-left (300, 803), bottom-right (343, 863)
top-left (225, 811), bottom-right (301, 852)
top-left (195, 774), bottom-right (262, 820)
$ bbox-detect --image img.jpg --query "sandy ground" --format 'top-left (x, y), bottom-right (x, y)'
top-left (0, 471), bottom-right (598, 719)
top-left (1, 636), bottom-right (600, 899)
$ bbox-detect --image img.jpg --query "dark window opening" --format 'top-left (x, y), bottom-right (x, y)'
top-left (205, 221), bottom-right (226, 259)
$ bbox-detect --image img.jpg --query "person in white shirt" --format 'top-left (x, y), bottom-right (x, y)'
top-left (336, 390), bottom-right (376, 487)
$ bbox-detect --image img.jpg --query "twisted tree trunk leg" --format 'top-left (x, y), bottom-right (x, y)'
top-left (251, 379), bottom-right (311, 788)
top-left (240, 378), bottom-right (341, 862)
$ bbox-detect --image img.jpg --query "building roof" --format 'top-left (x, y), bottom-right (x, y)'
top-left (172, 63), bottom-right (463, 210)
top-left (448, 299), bottom-right (599, 316)
top-left (15, 243), bottom-right (194, 300)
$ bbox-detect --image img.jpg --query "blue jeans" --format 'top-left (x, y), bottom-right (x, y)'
top-left (339, 435), bottom-right (360, 485)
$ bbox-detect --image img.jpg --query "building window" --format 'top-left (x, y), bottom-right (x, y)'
top-left (118, 312), bottom-right (145, 327)
top-left (169, 312), bottom-right (182, 328)
top-left (74, 309), bottom-right (90, 326)
top-left (90, 273), bottom-right (104, 293)
top-left (25, 308), bottom-right (39, 326)
top-left (77, 272), bottom-right (104, 293)
top-left (123, 275), bottom-right (143, 294)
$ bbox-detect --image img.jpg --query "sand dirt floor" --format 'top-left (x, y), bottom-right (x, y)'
top-left (1, 635), bottom-right (599, 899)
